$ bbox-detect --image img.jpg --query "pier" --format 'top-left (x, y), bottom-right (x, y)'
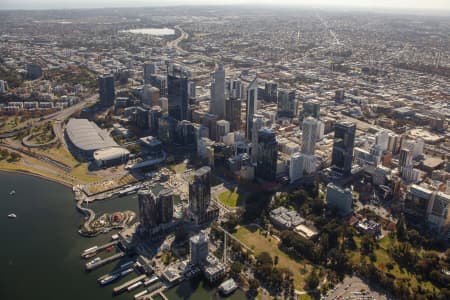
top-left (112, 274), bottom-right (147, 295)
top-left (85, 252), bottom-right (125, 271)
top-left (81, 241), bottom-right (119, 258)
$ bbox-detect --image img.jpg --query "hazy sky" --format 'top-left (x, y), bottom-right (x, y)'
top-left (2, 0), bottom-right (450, 11)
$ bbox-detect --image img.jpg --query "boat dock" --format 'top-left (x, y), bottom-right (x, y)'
top-left (81, 241), bottom-right (119, 258)
top-left (134, 284), bottom-right (168, 300)
top-left (147, 286), bottom-right (168, 300)
top-left (113, 274), bottom-right (147, 295)
top-left (85, 252), bottom-right (125, 271)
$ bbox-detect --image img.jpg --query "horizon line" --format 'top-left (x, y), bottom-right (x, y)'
top-left (0, 4), bottom-right (450, 16)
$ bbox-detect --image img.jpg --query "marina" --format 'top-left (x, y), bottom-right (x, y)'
top-left (81, 241), bottom-right (119, 258)
top-left (0, 172), bottom-right (247, 300)
top-left (85, 252), bottom-right (126, 271)
top-left (112, 274), bottom-right (147, 295)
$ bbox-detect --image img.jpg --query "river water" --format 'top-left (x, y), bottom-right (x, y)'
top-left (119, 28), bottom-right (175, 36)
top-left (0, 172), bottom-right (247, 300)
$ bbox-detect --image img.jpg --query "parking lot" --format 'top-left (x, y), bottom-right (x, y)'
top-left (324, 276), bottom-right (389, 300)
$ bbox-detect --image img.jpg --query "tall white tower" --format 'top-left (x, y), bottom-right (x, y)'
top-left (210, 64), bottom-right (225, 119)
top-left (301, 117), bottom-right (318, 155)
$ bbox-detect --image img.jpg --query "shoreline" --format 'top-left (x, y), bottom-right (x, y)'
top-left (0, 168), bottom-right (74, 189)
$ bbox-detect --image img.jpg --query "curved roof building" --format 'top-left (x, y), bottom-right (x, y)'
top-left (65, 118), bottom-right (118, 156)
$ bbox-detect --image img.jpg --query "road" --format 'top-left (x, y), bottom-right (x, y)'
top-left (0, 94), bottom-right (97, 139)
top-left (167, 25), bottom-right (189, 55)
top-left (167, 25), bottom-right (217, 64)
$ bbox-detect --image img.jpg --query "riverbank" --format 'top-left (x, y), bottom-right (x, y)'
top-left (0, 163), bottom-right (74, 188)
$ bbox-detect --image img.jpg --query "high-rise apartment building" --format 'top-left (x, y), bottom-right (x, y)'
top-left (168, 66), bottom-right (189, 121)
top-left (98, 74), bottom-right (115, 107)
top-left (264, 81), bottom-right (278, 103)
top-left (331, 122), bottom-right (356, 176)
top-left (277, 89), bottom-right (297, 118)
top-left (225, 97), bottom-right (241, 132)
top-left (255, 128), bottom-right (278, 181)
top-left (301, 117), bottom-right (318, 156)
top-left (210, 64), bottom-right (226, 119)
top-left (245, 78), bottom-right (258, 139)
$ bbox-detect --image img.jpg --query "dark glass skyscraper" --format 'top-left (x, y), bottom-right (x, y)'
top-left (189, 166), bottom-right (211, 216)
top-left (225, 97), bottom-right (241, 132)
top-left (277, 89), bottom-right (297, 118)
top-left (138, 188), bottom-right (174, 234)
top-left (302, 100), bottom-right (321, 120)
top-left (256, 128), bottom-right (278, 181)
top-left (98, 74), bottom-right (115, 107)
top-left (245, 78), bottom-right (258, 139)
top-left (331, 122), bottom-right (356, 176)
top-left (264, 81), bottom-right (278, 103)
top-left (168, 67), bottom-right (189, 121)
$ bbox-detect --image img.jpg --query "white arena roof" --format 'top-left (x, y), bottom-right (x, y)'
top-left (66, 118), bottom-right (118, 152)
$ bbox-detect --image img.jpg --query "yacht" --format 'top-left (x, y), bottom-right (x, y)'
top-left (9, 190), bottom-right (16, 196)
top-left (8, 213), bottom-right (17, 219)
top-left (86, 257), bottom-right (101, 267)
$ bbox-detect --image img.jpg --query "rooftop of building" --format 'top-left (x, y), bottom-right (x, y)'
top-left (66, 118), bottom-right (118, 152)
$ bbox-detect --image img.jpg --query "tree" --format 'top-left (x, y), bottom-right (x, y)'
top-left (274, 255), bottom-right (279, 266)
top-left (305, 269), bottom-right (320, 290)
top-left (361, 235), bottom-right (375, 255)
top-left (396, 215), bottom-right (407, 241)
top-left (248, 278), bottom-right (259, 291)
top-left (256, 251), bottom-right (273, 266)
top-left (230, 261), bottom-right (242, 276)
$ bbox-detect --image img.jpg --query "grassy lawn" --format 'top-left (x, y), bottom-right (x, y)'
top-left (233, 225), bottom-right (314, 290)
top-left (70, 163), bottom-right (102, 183)
top-left (34, 145), bottom-right (79, 168)
top-left (218, 188), bottom-right (240, 207)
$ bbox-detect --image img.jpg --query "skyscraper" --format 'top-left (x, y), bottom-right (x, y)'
top-left (289, 152), bottom-right (304, 183)
top-left (228, 79), bottom-right (242, 99)
top-left (331, 122), bottom-right (356, 176)
top-left (148, 105), bottom-right (162, 135)
top-left (190, 231), bottom-right (209, 266)
top-left (301, 117), bottom-right (318, 155)
top-left (138, 189), bottom-right (157, 230)
top-left (245, 77), bottom-right (258, 139)
top-left (225, 97), bottom-right (241, 132)
top-left (326, 183), bottom-right (353, 216)
top-left (168, 66), bottom-right (189, 121)
top-left (210, 64), bottom-right (225, 119)
top-left (143, 61), bottom-right (156, 84)
top-left (302, 100), bottom-right (320, 120)
top-left (251, 114), bottom-right (265, 163)
top-left (189, 166), bottom-right (212, 216)
top-left (157, 189), bottom-right (174, 224)
top-left (399, 148), bottom-right (413, 171)
top-left (277, 89), bottom-right (297, 118)
top-left (264, 81), bottom-right (278, 103)
top-left (138, 188), bottom-right (174, 233)
top-left (215, 120), bottom-right (230, 141)
top-left (256, 128), bottom-right (278, 181)
top-left (98, 74), bottom-right (115, 107)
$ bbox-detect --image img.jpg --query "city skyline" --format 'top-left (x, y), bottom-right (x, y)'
top-left (1, 0), bottom-right (450, 12)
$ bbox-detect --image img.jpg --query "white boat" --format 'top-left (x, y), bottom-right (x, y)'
top-left (9, 190), bottom-right (15, 196)
top-left (8, 213), bottom-right (17, 219)
top-left (127, 281), bottom-right (142, 292)
top-left (120, 268), bottom-right (133, 277)
top-left (99, 273), bottom-right (120, 285)
top-left (86, 257), bottom-right (101, 267)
